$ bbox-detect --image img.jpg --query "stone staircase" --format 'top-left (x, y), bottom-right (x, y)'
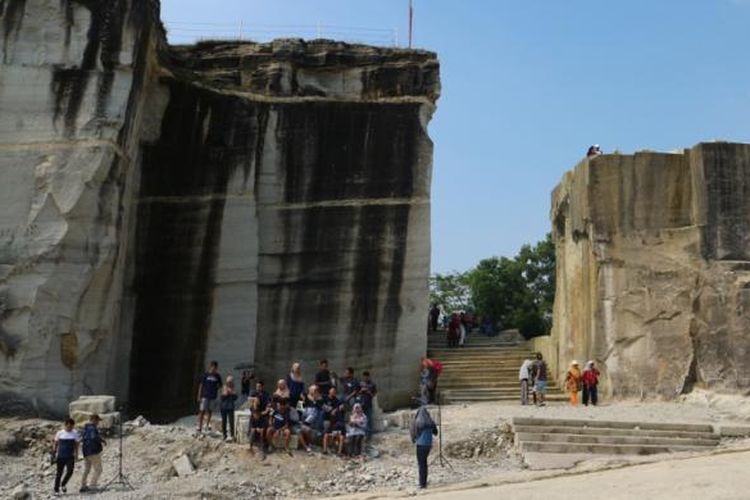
top-left (512, 417), bottom-right (720, 455)
top-left (427, 331), bottom-right (565, 404)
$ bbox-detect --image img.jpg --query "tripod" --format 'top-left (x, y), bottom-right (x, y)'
top-left (102, 408), bottom-right (134, 491)
top-left (429, 391), bottom-right (453, 469)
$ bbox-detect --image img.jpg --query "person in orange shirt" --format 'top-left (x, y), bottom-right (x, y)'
top-left (565, 361), bottom-right (582, 406)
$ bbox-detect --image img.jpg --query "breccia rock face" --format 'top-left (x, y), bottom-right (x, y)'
top-left (550, 143), bottom-right (750, 400)
top-left (0, 1), bottom-right (439, 419)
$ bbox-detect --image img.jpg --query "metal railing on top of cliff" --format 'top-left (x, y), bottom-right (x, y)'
top-left (164, 21), bottom-right (401, 47)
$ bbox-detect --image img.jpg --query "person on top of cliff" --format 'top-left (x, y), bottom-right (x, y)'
top-left (587, 144), bottom-right (602, 157)
top-left (532, 353), bottom-right (548, 407)
top-left (582, 360), bottom-right (600, 406)
top-left (196, 360), bottom-right (222, 432)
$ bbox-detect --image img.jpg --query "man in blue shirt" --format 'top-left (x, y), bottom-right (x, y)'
top-left (339, 367), bottom-right (359, 409)
top-left (196, 360), bottom-right (222, 432)
top-left (266, 399), bottom-right (293, 456)
top-left (79, 414), bottom-right (106, 492)
top-left (358, 371), bottom-right (377, 437)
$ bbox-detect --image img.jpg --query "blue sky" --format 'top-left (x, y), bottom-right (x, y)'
top-left (161, 0), bottom-right (750, 273)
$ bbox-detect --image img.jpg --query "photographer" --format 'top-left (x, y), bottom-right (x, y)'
top-left (410, 405), bottom-right (438, 490)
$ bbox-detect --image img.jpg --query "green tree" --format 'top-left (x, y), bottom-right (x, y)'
top-left (467, 234), bottom-right (555, 338)
top-left (429, 272), bottom-right (472, 312)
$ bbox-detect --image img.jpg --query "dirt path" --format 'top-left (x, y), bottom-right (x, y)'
top-left (416, 449), bottom-right (750, 500)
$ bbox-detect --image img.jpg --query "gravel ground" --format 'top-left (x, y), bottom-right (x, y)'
top-left (2, 389), bottom-right (749, 499)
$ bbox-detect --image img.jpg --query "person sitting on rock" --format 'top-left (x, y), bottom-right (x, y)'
top-left (249, 380), bottom-right (271, 413)
top-left (565, 360), bottom-right (582, 406)
top-left (322, 387), bottom-right (346, 455)
top-left (249, 407), bottom-right (269, 459)
top-left (273, 379), bottom-right (291, 403)
top-left (298, 385), bottom-right (324, 454)
top-left (266, 399), bottom-right (293, 456)
top-left (346, 403), bottom-right (368, 458)
top-left (582, 360), bottom-right (600, 406)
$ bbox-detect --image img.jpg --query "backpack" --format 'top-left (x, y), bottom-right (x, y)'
top-left (431, 360), bottom-right (444, 377)
top-left (81, 424), bottom-right (102, 456)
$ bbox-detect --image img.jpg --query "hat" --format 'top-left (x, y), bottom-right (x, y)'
top-left (571, 360), bottom-right (579, 366)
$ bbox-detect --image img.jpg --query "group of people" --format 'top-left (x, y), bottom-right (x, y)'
top-left (518, 354), bottom-right (601, 406)
top-left (196, 359), bottom-right (378, 459)
top-left (50, 414), bottom-right (106, 494)
top-left (564, 360), bottom-right (600, 406)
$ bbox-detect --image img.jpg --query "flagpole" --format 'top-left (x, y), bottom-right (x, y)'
top-left (408, 0), bottom-right (414, 48)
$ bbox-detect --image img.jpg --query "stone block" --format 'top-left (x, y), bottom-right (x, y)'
top-left (71, 411), bottom-right (120, 430)
top-left (718, 425), bottom-right (750, 438)
top-left (172, 454), bottom-right (194, 477)
top-left (69, 395), bottom-right (116, 415)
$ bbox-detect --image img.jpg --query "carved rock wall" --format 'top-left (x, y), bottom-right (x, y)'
top-left (0, 1), bottom-right (439, 418)
top-left (551, 143), bottom-right (750, 399)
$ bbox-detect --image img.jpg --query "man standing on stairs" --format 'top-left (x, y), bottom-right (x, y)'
top-left (532, 353), bottom-right (548, 406)
top-left (519, 358), bottom-right (533, 405)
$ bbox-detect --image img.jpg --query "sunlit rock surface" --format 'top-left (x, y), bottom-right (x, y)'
top-left (550, 143), bottom-right (750, 399)
top-left (0, 0), bottom-right (439, 419)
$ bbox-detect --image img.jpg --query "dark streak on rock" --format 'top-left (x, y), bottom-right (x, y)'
top-left (51, 0), bottom-right (128, 137)
top-left (129, 80), bottom-right (257, 422)
top-left (1, 0), bottom-right (25, 64)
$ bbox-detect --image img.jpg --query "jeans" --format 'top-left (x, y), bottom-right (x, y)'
top-left (54, 457), bottom-right (75, 492)
top-left (583, 385), bottom-right (598, 406)
top-left (81, 453), bottom-right (102, 488)
top-left (416, 445), bottom-right (431, 488)
top-left (221, 409), bottom-right (235, 438)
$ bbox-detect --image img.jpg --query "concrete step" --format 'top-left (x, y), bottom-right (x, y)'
top-left (442, 394), bottom-right (568, 403)
top-left (512, 425), bottom-right (718, 440)
top-left (511, 417), bottom-right (714, 434)
top-left (519, 441), bottom-right (712, 455)
top-left (515, 432), bottom-right (719, 447)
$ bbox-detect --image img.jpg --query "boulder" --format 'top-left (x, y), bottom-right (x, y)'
top-left (69, 396), bottom-right (116, 415)
top-left (172, 454), bottom-right (195, 477)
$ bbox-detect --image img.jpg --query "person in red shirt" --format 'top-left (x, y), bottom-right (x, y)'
top-left (582, 360), bottom-right (600, 406)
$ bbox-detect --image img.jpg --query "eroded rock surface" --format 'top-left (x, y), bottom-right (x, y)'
top-left (0, 1), bottom-right (439, 418)
top-left (550, 143), bottom-right (750, 399)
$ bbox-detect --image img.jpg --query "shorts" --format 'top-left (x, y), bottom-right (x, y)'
top-left (534, 380), bottom-right (547, 394)
top-left (199, 398), bottom-right (219, 412)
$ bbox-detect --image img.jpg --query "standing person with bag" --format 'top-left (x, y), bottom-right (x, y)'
top-left (410, 405), bottom-right (438, 490)
top-left (79, 414), bottom-right (106, 493)
top-left (582, 360), bottom-right (601, 406)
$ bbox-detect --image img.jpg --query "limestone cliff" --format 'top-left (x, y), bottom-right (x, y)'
top-left (0, 0), bottom-right (439, 419)
top-left (550, 143), bottom-right (750, 400)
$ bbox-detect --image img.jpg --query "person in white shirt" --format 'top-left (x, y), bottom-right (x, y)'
top-left (52, 418), bottom-right (80, 494)
top-left (519, 358), bottom-right (533, 405)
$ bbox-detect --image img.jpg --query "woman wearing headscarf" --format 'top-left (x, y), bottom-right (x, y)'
top-left (346, 403), bottom-right (368, 458)
top-left (582, 360), bottom-right (600, 406)
top-left (286, 362), bottom-right (305, 407)
top-left (410, 406), bottom-right (438, 489)
top-left (565, 360), bottom-right (582, 406)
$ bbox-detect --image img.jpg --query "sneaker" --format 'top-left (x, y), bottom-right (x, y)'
top-left (80, 486), bottom-right (90, 493)
top-left (62, 486), bottom-right (67, 493)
